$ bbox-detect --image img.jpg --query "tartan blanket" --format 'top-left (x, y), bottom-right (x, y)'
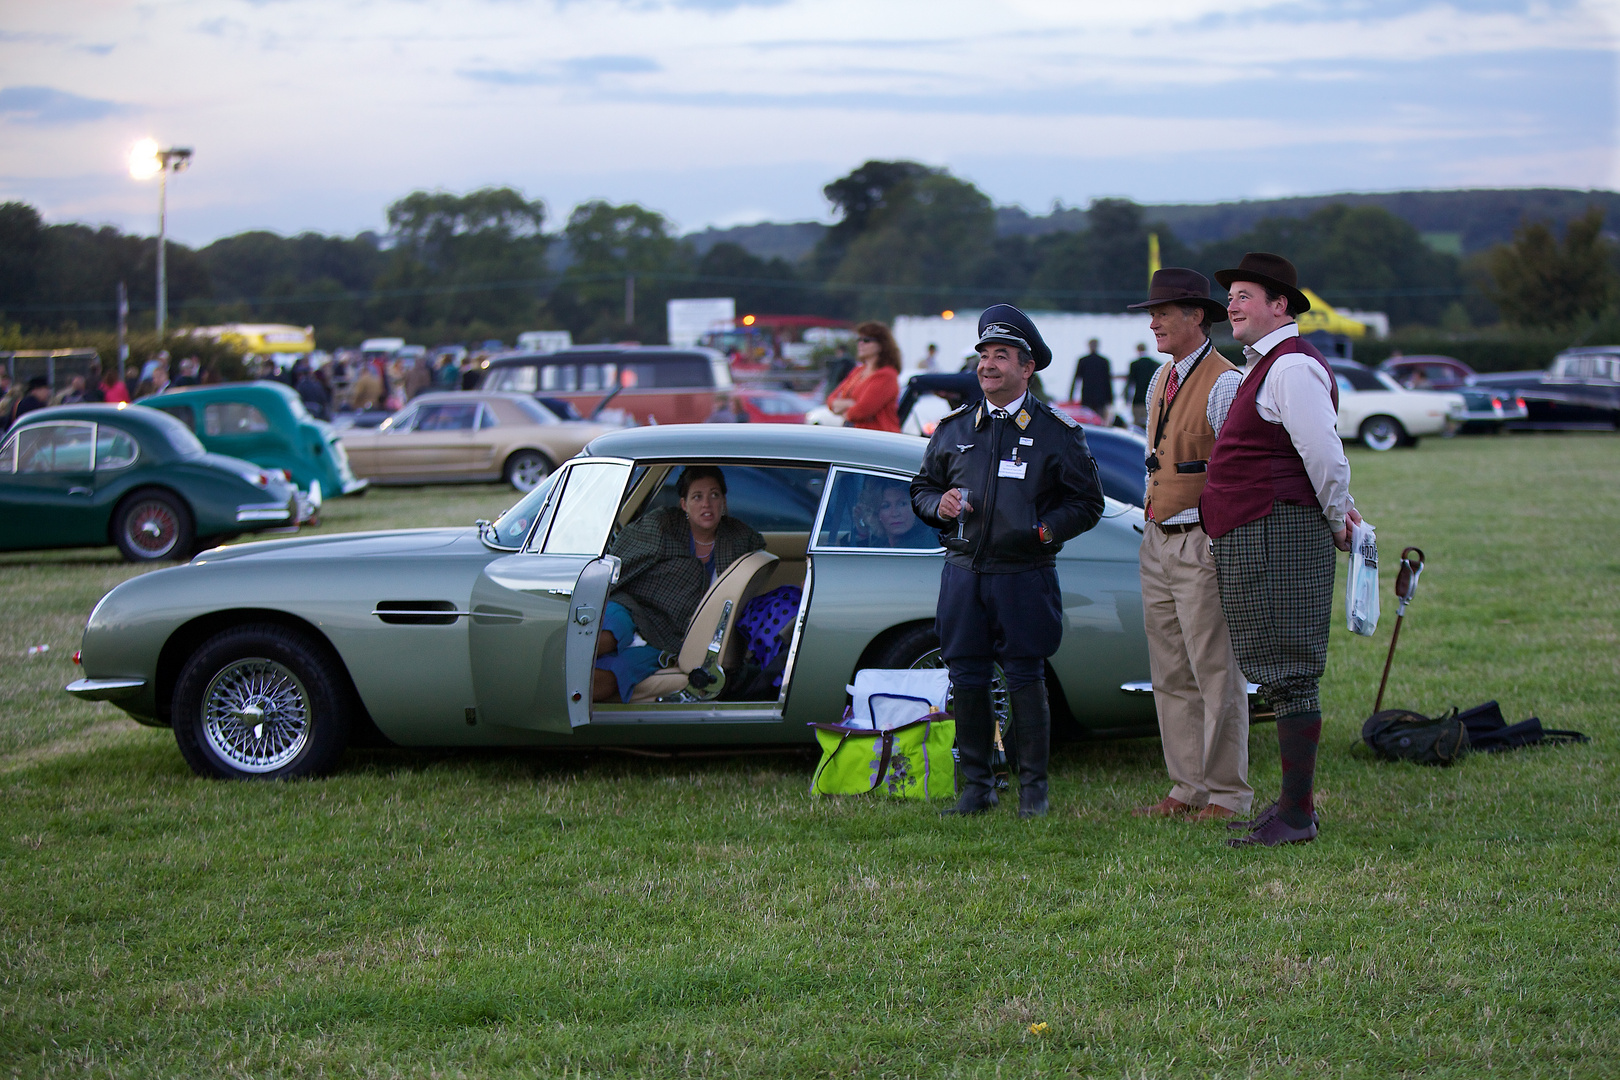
top-left (607, 507), bottom-right (766, 653)
top-left (1211, 500), bottom-right (1336, 717)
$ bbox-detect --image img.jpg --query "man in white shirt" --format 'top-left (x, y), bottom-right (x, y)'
top-left (1201, 252), bottom-right (1365, 848)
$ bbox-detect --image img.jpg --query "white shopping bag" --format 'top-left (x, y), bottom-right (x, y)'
top-left (845, 668), bottom-right (951, 730)
top-left (1345, 520), bottom-right (1380, 636)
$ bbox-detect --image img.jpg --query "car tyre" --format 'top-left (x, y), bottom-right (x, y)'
top-left (504, 449), bottom-right (554, 492)
top-left (1358, 415), bottom-right (1404, 452)
top-left (112, 489), bottom-right (194, 562)
top-left (172, 624), bottom-right (352, 780)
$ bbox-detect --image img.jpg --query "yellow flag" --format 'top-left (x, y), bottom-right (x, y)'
top-left (1148, 232), bottom-right (1161, 285)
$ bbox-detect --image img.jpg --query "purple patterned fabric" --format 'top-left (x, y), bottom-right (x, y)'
top-left (737, 585), bottom-right (802, 679)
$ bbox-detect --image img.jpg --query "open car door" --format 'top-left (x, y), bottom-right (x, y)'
top-left (468, 458), bottom-right (632, 733)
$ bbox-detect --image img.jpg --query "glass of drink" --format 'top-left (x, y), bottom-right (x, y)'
top-left (955, 488), bottom-right (972, 541)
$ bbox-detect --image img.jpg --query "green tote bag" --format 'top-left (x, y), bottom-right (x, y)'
top-left (810, 695), bottom-right (957, 800)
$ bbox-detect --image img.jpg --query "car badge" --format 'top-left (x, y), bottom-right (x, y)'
top-left (956, 443), bottom-right (974, 452)
top-left (1015, 409), bottom-right (1031, 429)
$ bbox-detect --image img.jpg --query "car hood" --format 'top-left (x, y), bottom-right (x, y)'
top-left (191, 526), bottom-right (481, 564)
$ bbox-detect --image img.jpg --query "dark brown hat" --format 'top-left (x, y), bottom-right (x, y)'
top-left (1214, 252), bottom-right (1311, 314)
top-left (1126, 268), bottom-right (1228, 322)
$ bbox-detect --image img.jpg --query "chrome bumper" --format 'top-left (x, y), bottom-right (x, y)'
top-left (236, 502), bottom-right (293, 523)
top-left (65, 677), bottom-right (147, 701)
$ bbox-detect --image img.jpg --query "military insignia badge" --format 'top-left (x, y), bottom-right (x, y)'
top-left (1015, 409), bottom-right (1030, 429)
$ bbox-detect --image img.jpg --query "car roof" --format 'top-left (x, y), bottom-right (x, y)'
top-left (583, 423), bottom-right (926, 473)
top-left (145, 380), bottom-right (303, 405)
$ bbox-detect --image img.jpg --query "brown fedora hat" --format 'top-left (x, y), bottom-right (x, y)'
top-left (1126, 267), bottom-right (1228, 322)
top-left (1213, 252), bottom-right (1311, 314)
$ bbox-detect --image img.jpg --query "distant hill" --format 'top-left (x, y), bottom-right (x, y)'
top-left (686, 188), bottom-right (1620, 263)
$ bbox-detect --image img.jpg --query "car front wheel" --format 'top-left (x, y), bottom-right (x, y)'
top-left (113, 489), bottom-right (194, 561)
top-left (504, 449), bottom-right (554, 492)
top-left (1359, 415), bottom-right (1405, 451)
top-left (172, 624), bottom-right (352, 779)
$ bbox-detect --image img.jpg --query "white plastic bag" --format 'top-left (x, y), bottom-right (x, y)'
top-left (845, 668), bottom-right (951, 730)
top-left (1345, 520), bottom-right (1380, 636)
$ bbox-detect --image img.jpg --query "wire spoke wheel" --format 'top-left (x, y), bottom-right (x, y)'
top-left (906, 645), bottom-right (1012, 766)
top-left (200, 658), bottom-right (311, 773)
top-left (122, 499), bottom-right (181, 558)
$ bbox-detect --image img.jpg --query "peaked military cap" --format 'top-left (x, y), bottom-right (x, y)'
top-left (975, 303), bottom-right (1052, 371)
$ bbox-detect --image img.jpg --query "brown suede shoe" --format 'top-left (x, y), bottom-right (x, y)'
top-left (1132, 796), bottom-right (1193, 818)
top-left (1193, 803), bottom-right (1238, 822)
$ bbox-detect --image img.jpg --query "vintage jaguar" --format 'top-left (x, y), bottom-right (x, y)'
top-left (67, 424), bottom-right (1158, 779)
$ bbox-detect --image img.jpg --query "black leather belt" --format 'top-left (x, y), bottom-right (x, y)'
top-left (1152, 519), bottom-right (1203, 535)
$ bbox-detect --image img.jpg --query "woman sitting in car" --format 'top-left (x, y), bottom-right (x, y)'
top-left (593, 465), bottom-right (766, 702)
top-left (857, 476), bottom-right (939, 550)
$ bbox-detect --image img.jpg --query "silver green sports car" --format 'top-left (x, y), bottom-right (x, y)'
top-left (68, 425), bottom-right (1156, 779)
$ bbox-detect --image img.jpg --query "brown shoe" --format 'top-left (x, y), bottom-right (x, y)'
top-left (1132, 796), bottom-right (1193, 818)
top-left (1193, 803), bottom-right (1238, 822)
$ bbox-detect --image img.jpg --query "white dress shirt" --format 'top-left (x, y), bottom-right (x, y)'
top-left (1238, 323), bottom-right (1355, 530)
top-left (986, 391), bottom-right (1027, 419)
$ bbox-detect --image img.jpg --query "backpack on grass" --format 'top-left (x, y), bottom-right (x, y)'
top-left (1362, 700), bottom-right (1589, 765)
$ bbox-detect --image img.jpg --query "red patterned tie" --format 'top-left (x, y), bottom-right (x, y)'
top-left (1165, 365), bottom-right (1180, 404)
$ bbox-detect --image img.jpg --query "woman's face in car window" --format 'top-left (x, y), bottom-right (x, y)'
top-left (680, 477), bottom-right (726, 537)
top-left (876, 484), bottom-right (915, 541)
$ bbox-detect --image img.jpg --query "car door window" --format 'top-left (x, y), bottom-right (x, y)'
top-left (541, 364), bottom-right (578, 392)
top-left (16, 422), bottom-right (95, 473)
top-left (486, 365), bottom-right (539, 393)
top-left (540, 461), bottom-right (632, 555)
top-left (94, 426), bottom-right (139, 470)
top-left (205, 402), bottom-right (270, 436)
top-left (0, 433), bottom-right (15, 473)
top-left (476, 404), bottom-right (499, 429)
top-left (1334, 374), bottom-right (1355, 395)
top-left (414, 403), bottom-right (479, 431)
top-left (813, 467), bottom-right (943, 552)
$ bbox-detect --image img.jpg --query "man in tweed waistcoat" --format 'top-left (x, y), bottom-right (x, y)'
top-left (1201, 253), bottom-right (1365, 847)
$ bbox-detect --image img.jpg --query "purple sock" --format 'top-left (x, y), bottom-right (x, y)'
top-left (1276, 711), bottom-right (1322, 830)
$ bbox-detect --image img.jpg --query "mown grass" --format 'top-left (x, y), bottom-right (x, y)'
top-left (2, 438), bottom-right (1616, 1078)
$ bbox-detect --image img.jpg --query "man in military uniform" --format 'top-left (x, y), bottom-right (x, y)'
top-left (912, 305), bottom-right (1106, 817)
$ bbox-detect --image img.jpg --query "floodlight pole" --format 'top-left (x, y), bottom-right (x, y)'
top-left (151, 147), bottom-right (192, 336)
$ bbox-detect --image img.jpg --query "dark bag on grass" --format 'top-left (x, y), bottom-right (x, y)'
top-left (1361, 708), bottom-right (1469, 765)
top-left (1456, 700), bottom-right (1589, 753)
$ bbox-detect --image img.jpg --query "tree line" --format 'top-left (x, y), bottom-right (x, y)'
top-left (1, 161), bottom-right (1614, 348)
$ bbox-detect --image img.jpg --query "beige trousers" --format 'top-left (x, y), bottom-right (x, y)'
top-left (1139, 521), bottom-right (1252, 813)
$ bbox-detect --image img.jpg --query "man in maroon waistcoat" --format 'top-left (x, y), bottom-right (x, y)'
top-left (1201, 253), bottom-right (1365, 847)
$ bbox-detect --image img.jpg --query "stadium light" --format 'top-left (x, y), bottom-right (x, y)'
top-left (128, 141), bottom-right (193, 334)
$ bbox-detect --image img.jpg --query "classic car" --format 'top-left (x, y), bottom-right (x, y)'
top-left (477, 345), bottom-right (734, 426)
top-left (1328, 362), bottom-right (1466, 450)
top-left (2, 403), bottom-right (301, 562)
top-left (143, 381), bottom-right (368, 504)
top-left (731, 389), bottom-right (818, 424)
top-left (1376, 356), bottom-right (1529, 432)
top-left (67, 424), bottom-right (1157, 779)
top-left (338, 391), bottom-right (617, 492)
top-left (1471, 347), bottom-right (1620, 429)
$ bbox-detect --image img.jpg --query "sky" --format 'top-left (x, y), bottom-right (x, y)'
top-left (2, 0), bottom-right (1618, 246)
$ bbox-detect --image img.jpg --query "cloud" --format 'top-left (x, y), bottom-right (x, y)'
top-left (460, 55), bottom-right (662, 86)
top-left (0, 86), bottom-right (128, 125)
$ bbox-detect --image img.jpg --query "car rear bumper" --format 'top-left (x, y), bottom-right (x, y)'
top-left (237, 501), bottom-right (295, 523)
top-left (65, 677), bottom-right (146, 701)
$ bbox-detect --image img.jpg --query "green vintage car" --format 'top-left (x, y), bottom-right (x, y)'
top-left (144, 381), bottom-right (368, 503)
top-left (1, 403), bottom-right (302, 562)
top-left (67, 425), bottom-right (1155, 778)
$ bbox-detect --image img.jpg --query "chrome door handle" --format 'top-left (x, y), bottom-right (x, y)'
top-left (68, 487), bottom-right (92, 496)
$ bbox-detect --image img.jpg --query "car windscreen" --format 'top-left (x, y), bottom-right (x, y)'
top-left (1333, 366), bottom-right (1385, 392)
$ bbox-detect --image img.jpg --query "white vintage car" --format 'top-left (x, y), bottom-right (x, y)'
top-left (1330, 362), bottom-right (1465, 450)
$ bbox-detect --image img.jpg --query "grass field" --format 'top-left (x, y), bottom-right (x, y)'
top-left (2, 435), bottom-right (1616, 1078)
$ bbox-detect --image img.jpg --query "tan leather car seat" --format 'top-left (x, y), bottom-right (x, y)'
top-left (627, 550), bottom-right (780, 703)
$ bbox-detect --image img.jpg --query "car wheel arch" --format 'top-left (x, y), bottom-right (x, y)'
top-left (153, 607), bottom-right (388, 746)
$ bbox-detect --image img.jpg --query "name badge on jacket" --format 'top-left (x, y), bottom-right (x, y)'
top-left (998, 459), bottom-right (1027, 480)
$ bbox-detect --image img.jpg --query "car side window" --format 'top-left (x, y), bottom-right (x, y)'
top-left (1334, 374), bottom-right (1355, 395)
top-left (95, 426), bottom-right (138, 470)
top-left (812, 467), bottom-right (942, 553)
top-left (639, 465), bottom-right (825, 532)
top-left (476, 404), bottom-right (498, 430)
top-left (486, 365), bottom-right (539, 393)
top-left (155, 403), bottom-right (196, 429)
top-left (16, 422), bottom-right (95, 473)
top-left (205, 402), bottom-right (270, 436)
top-left (539, 461), bottom-right (632, 555)
top-left (0, 433), bottom-right (15, 474)
top-left (414, 403), bottom-right (479, 431)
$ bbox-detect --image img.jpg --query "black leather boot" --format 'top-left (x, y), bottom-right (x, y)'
top-left (1009, 682), bottom-right (1050, 818)
top-left (942, 685), bottom-right (997, 815)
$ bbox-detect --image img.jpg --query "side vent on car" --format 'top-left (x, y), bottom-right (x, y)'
top-left (372, 600), bottom-right (464, 625)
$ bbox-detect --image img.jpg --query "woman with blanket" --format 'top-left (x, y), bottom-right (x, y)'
top-left (592, 465), bottom-right (767, 702)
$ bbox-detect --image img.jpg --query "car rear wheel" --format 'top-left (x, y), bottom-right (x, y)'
top-left (504, 449), bottom-right (554, 492)
top-left (113, 489), bottom-right (194, 562)
top-left (172, 624), bottom-right (351, 780)
top-left (1359, 415), bottom-right (1405, 452)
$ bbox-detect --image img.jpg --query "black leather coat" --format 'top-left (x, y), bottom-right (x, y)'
top-left (911, 397), bottom-right (1105, 573)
